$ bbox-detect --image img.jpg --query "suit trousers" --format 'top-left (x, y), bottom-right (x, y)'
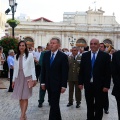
top-left (115, 96), bottom-right (120, 120)
top-left (103, 92), bottom-right (109, 111)
top-left (48, 89), bottom-right (61, 120)
top-left (35, 64), bottom-right (41, 81)
top-left (85, 83), bottom-right (104, 120)
top-left (38, 86), bottom-right (50, 104)
top-left (8, 69), bottom-right (13, 92)
top-left (68, 81), bottom-right (81, 104)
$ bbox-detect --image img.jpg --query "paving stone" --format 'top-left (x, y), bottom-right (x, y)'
top-left (0, 79), bottom-right (118, 120)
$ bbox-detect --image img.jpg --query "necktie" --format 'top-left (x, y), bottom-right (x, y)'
top-left (50, 53), bottom-right (54, 65)
top-left (91, 53), bottom-right (96, 78)
top-left (91, 53), bottom-right (95, 68)
top-left (74, 56), bottom-right (75, 60)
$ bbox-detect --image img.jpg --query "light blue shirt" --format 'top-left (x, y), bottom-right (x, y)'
top-left (7, 55), bottom-right (14, 69)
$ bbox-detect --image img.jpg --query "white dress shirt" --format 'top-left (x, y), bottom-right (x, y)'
top-left (91, 50), bottom-right (99, 60)
top-left (50, 50), bottom-right (58, 59)
top-left (34, 51), bottom-right (41, 61)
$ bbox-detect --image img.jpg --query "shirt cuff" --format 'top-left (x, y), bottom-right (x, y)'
top-left (62, 87), bottom-right (66, 89)
top-left (41, 84), bottom-right (45, 85)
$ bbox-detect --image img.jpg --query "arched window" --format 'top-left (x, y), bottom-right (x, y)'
top-left (103, 39), bottom-right (112, 45)
top-left (24, 37), bottom-right (34, 48)
top-left (76, 38), bottom-right (87, 47)
top-left (24, 37), bottom-right (34, 42)
top-left (76, 39), bottom-right (87, 44)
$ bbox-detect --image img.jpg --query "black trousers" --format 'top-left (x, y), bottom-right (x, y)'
top-left (35, 64), bottom-right (41, 81)
top-left (103, 92), bottom-right (109, 111)
top-left (85, 83), bottom-right (103, 120)
top-left (8, 69), bottom-right (13, 92)
top-left (115, 96), bottom-right (120, 120)
top-left (48, 89), bottom-right (61, 120)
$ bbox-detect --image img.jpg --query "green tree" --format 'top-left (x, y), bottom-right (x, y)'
top-left (0, 36), bottom-right (19, 77)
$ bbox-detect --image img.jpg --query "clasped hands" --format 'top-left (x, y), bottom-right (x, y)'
top-left (12, 80), bottom-right (37, 89)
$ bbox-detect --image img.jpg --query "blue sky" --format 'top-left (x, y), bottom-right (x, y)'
top-left (1, 0), bottom-right (120, 23)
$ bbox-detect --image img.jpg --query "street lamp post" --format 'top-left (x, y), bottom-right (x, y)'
top-left (5, 0), bottom-right (17, 37)
top-left (68, 36), bottom-right (76, 47)
top-left (20, 36), bottom-right (25, 41)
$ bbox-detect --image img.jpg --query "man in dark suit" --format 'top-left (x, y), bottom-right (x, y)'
top-left (78, 38), bottom-right (111, 120)
top-left (41, 38), bottom-right (69, 120)
top-left (112, 51), bottom-right (120, 120)
top-left (99, 42), bottom-right (109, 114)
top-left (38, 43), bottom-right (51, 108)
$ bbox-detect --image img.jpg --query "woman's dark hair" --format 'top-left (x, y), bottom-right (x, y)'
top-left (16, 41), bottom-right (29, 60)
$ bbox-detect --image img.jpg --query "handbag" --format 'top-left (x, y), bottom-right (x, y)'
top-left (27, 79), bottom-right (34, 88)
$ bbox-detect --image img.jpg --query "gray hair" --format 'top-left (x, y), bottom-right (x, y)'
top-left (72, 46), bottom-right (78, 50)
top-left (50, 37), bottom-right (61, 44)
top-left (8, 49), bottom-right (14, 55)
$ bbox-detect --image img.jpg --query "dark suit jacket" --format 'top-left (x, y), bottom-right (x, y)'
top-left (78, 50), bottom-right (111, 91)
top-left (41, 50), bottom-right (69, 92)
top-left (112, 51), bottom-right (120, 97)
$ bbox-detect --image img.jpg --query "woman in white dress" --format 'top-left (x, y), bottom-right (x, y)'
top-left (12, 41), bottom-right (37, 120)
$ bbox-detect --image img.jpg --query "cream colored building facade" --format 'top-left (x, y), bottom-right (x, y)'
top-left (8, 8), bottom-right (120, 50)
top-left (0, 1), bottom-right (6, 38)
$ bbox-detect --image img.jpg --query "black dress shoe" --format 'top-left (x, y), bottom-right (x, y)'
top-left (67, 103), bottom-right (73, 107)
top-left (38, 103), bottom-right (42, 108)
top-left (8, 90), bottom-right (13, 92)
top-left (104, 110), bottom-right (109, 114)
top-left (76, 104), bottom-right (80, 108)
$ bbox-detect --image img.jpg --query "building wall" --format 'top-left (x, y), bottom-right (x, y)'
top-left (7, 9), bottom-right (120, 50)
top-left (0, 1), bottom-right (6, 38)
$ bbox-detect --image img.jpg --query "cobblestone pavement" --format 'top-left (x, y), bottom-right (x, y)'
top-left (0, 78), bottom-right (118, 120)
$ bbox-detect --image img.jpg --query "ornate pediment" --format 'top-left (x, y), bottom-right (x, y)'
top-left (32, 17), bottom-right (53, 22)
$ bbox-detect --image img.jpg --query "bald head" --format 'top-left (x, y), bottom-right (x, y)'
top-left (90, 38), bottom-right (100, 53)
top-left (90, 38), bottom-right (99, 44)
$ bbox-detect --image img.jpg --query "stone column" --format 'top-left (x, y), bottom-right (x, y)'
top-left (61, 33), bottom-right (64, 48)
